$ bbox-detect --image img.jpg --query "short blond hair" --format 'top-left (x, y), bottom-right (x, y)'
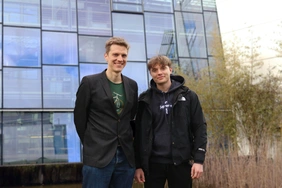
top-left (148, 55), bottom-right (172, 70)
top-left (105, 37), bottom-right (130, 54)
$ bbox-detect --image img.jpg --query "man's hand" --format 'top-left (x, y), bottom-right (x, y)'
top-left (134, 168), bottom-right (145, 183)
top-left (191, 163), bottom-right (203, 179)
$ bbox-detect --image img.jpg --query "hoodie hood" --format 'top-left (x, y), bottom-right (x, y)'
top-left (150, 74), bottom-right (185, 93)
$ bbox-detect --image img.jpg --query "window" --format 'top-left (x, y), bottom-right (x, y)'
top-left (2, 112), bottom-right (81, 165)
top-left (43, 65), bottom-right (78, 108)
top-left (3, 112), bottom-right (42, 164)
top-left (3, 68), bottom-right (42, 108)
top-left (174, 0), bottom-right (202, 12)
top-left (77, 0), bottom-right (111, 36)
top-left (123, 62), bottom-right (148, 95)
top-left (4, 0), bottom-right (40, 27)
top-left (42, 0), bottom-right (77, 31)
top-left (204, 11), bottom-right (221, 56)
top-left (144, 0), bottom-right (173, 13)
top-left (145, 12), bottom-right (177, 59)
top-left (43, 112), bottom-right (80, 163)
top-left (113, 13), bottom-right (146, 61)
top-left (175, 12), bottom-right (207, 58)
top-left (3, 27), bottom-right (41, 67)
top-left (79, 36), bottom-right (108, 63)
top-left (42, 31), bottom-right (78, 65)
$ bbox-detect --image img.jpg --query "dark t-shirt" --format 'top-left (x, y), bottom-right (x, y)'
top-left (108, 80), bottom-right (126, 116)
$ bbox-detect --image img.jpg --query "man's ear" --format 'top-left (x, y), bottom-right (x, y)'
top-left (169, 67), bottom-right (172, 73)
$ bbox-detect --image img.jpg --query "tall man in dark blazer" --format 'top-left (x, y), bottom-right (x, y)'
top-left (74, 37), bottom-right (138, 188)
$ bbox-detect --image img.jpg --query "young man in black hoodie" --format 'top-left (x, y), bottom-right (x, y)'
top-left (134, 55), bottom-right (207, 188)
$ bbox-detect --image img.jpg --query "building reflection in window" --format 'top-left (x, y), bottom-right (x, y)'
top-left (2, 112), bottom-right (80, 165)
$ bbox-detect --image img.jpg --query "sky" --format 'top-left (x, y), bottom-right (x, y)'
top-left (215, 0), bottom-right (282, 73)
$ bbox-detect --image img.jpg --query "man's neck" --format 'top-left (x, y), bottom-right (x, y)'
top-left (106, 70), bottom-right (122, 84)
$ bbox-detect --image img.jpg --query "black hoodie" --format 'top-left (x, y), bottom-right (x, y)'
top-left (134, 74), bottom-right (207, 173)
top-left (150, 76), bottom-right (183, 164)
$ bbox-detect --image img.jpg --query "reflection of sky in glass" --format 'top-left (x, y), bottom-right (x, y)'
top-left (177, 12), bottom-right (206, 58)
top-left (204, 12), bottom-right (220, 56)
top-left (144, 0), bottom-right (173, 13)
top-left (0, 71), bottom-right (2, 108)
top-left (79, 36), bottom-right (108, 63)
top-left (43, 66), bottom-right (78, 108)
top-left (113, 13), bottom-right (146, 61)
top-left (79, 63), bottom-right (107, 81)
top-left (3, 27), bottom-right (41, 67)
top-left (174, 0), bottom-right (202, 12)
top-left (0, 24), bottom-right (2, 69)
top-left (77, 0), bottom-right (111, 36)
top-left (42, 32), bottom-right (78, 65)
top-left (179, 58), bottom-right (208, 78)
top-left (113, 0), bottom-right (141, 2)
top-left (80, 63), bottom-right (149, 95)
top-left (145, 13), bottom-right (176, 58)
top-left (0, 1), bottom-right (2, 22)
top-left (4, 0), bottom-right (40, 27)
top-left (122, 62), bottom-right (149, 95)
top-left (42, 0), bottom-right (77, 31)
top-left (52, 113), bottom-right (80, 162)
top-left (3, 68), bottom-right (42, 108)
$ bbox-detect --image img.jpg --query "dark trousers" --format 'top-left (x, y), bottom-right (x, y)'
top-left (144, 162), bottom-right (192, 188)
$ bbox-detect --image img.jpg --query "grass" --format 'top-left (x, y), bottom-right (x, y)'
top-left (193, 148), bottom-right (282, 188)
top-left (133, 145), bottom-right (282, 188)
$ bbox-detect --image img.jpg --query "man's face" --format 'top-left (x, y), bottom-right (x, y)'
top-left (150, 63), bottom-right (172, 85)
top-left (104, 44), bottom-right (128, 73)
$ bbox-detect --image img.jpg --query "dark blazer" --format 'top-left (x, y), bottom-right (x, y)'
top-left (74, 69), bottom-right (138, 168)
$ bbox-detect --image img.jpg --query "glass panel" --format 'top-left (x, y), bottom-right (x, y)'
top-left (3, 112), bottom-right (42, 165)
top-left (113, 13), bottom-right (146, 61)
top-left (77, 0), bottom-right (111, 36)
top-left (175, 12), bottom-right (207, 58)
top-left (79, 63), bottom-right (107, 81)
top-left (43, 66), bottom-right (78, 108)
top-left (204, 12), bottom-right (221, 56)
top-left (145, 13), bottom-right (177, 59)
top-left (43, 112), bottom-right (81, 163)
top-left (0, 71), bottom-right (2, 108)
top-left (208, 57), bottom-right (215, 67)
top-left (3, 27), bottom-right (41, 67)
top-left (42, 32), bottom-right (78, 65)
top-left (179, 58), bottom-right (208, 79)
top-left (79, 36), bottom-right (108, 63)
top-left (113, 0), bottom-right (141, 2)
top-left (0, 0), bottom-right (2, 22)
top-left (0, 24), bottom-right (2, 69)
top-left (143, 0), bottom-right (173, 13)
top-left (0, 113), bottom-right (2, 165)
top-left (203, 0), bottom-right (216, 11)
top-left (4, 0), bottom-right (40, 27)
top-left (112, 3), bottom-right (142, 12)
top-left (123, 62), bottom-right (148, 95)
top-left (79, 63), bottom-right (148, 96)
top-left (174, 0), bottom-right (202, 12)
top-left (42, 0), bottom-right (77, 31)
top-left (3, 68), bottom-right (42, 108)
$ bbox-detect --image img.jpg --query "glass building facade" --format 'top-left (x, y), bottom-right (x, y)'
top-left (0, 0), bottom-right (221, 165)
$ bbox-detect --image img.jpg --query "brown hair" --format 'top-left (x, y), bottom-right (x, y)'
top-left (105, 37), bottom-right (130, 54)
top-left (147, 55), bottom-right (172, 70)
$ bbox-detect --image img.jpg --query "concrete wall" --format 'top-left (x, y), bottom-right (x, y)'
top-left (0, 163), bottom-right (144, 188)
top-left (0, 163), bottom-right (83, 187)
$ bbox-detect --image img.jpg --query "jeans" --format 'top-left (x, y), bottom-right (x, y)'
top-left (82, 146), bottom-right (135, 188)
top-left (144, 162), bottom-right (192, 188)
